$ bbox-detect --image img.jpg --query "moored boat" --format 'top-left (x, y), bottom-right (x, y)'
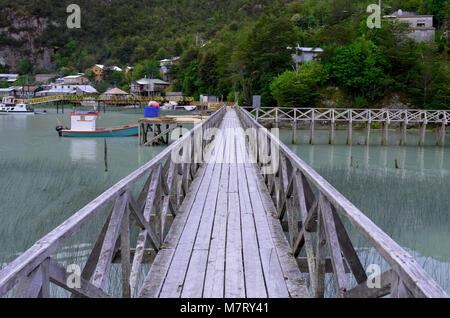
top-left (57, 112), bottom-right (138, 137)
top-left (184, 105), bottom-right (197, 111)
top-left (0, 96), bottom-right (34, 114)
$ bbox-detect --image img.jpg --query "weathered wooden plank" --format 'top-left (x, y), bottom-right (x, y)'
top-left (181, 152), bottom-right (223, 296)
top-left (241, 213), bottom-right (267, 298)
top-left (331, 206), bottom-right (367, 284)
top-left (315, 209), bottom-right (326, 298)
top-left (252, 165), bottom-right (309, 298)
top-left (13, 265), bottom-right (43, 298)
top-left (48, 259), bottom-right (110, 298)
top-left (319, 194), bottom-right (348, 297)
top-left (225, 191), bottom-right (245, 297)
top-left (120, 206), bottom-right (131, 298)
top-left (92, 192), bottom-right (128, 290)
top-left (39, 258), bottom-right (50, 298)
top-left (344, 269), bottom-right (392, 298)
top-left (203, 165), bottom-right (229, 298)
top-left (180, 249), bottom-right (209, 298)
top-left (296, 258), bottom-right (350, 274)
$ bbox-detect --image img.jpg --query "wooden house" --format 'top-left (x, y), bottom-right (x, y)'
top-left (130, 78), bottom-right (170, 97)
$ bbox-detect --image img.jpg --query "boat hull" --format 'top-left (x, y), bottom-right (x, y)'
top-left (0, 111), bottom-right (34, 115)
top-left (62, 125), bottom-right (139, 137)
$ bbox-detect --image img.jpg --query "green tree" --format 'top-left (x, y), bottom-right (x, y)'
top-left (197, 50), bottom-right (219, 95)
top-left (18, 59), bottom-right (31, 75)
top-left (326, 38), bottom-right (388, 101)
top-left (245, 13), bottom-right (298, 105)
top-left (270, 61), bottom-right (327, 107)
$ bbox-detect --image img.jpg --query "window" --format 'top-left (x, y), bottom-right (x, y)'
top-left (417, 23), bottom-right (425, 27)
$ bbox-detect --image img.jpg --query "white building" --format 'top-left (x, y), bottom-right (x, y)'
top-left (36, 83), bottom-right (98, 97)
top-left (292, 47), bottom-right (324, 64)
top-left (0, 74), bottom-right (19, 83)
top-left (384, 10), bottom-right (435, 42)
top-left (159, 57), bottom-right (179, 82)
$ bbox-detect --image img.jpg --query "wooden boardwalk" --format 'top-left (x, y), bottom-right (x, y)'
top-left (139, 109), bottom-right (308, 298)
top-left (0, 106), bottom-right (447, 299)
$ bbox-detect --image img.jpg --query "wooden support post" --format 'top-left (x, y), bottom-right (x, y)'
top-left (436, 122), bottom-right (446, 147)
top-left (347, 121), bottom-right (352, 145)
top-left (365, 121), bottom-right (371, 146)
top-left (138, 123), bottom-right (141, 146)
top-left (292, 120), bottom-right (297, 145)
top-left (399, 121), bottom-right (407, 146)
top-left (309, 118), bottom-right (315, 145)
top-left (381, 122), bottom-right (389, 146)
top-left (329, 120), bottom-right (335, 145)
top-left (418, 122), bottom-right (427, 147)
top-left (315, 208), bottom-right (326, 298)
top-left (120, 205), bottom-right (131, 298)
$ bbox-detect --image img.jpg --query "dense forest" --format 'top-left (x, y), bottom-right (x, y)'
top-left (1, 0), bottom-right (449, 109)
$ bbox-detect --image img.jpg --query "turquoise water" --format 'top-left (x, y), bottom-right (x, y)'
top-left (280, 128), bottom-right (450, 294)
top-left (0, 112), bottom-right (448, 296)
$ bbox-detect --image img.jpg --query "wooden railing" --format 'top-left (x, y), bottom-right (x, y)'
top-left (249, 107), bottom-right (449, 124)
top-left (0, 106), bottom-right (226, 298)
top-left (246, 107), bottom-right (448, 146)
top-left (237, 106), bottom-right (448, 298)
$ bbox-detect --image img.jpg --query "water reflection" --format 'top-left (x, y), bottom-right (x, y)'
top-left (278, 128), bottom-right (450, 293)
top-left (69, 139), bottom-right (98, 162)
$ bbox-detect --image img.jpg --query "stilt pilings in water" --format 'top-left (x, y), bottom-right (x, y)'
top-left (365, 121), bottom-right (371, 146)
top-left (249, 107), bottom-right (448, 147)
top-left (329, 120), bottom-right (335, 145)
top-left (381, 121), bottom-right (389, 146)
top-left (292, 119), bottom-right (297, 144)
top-left (419, 122), bottom-right (427, 147)
top-left (399, 121), bottom-right (408, 146)
top-left (346, 121), bottom-right (353, 145)
top-left (436, 122), bottom-right (446, 146)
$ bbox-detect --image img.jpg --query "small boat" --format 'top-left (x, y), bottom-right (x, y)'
top-left (0, 96), bottom-right (34, 114)
top-left (184, 105), bottom-right (197, 111)
top-left (57, 112), bottom-right (138, 137)
top-left (162, 101), bottom-right (177, 110)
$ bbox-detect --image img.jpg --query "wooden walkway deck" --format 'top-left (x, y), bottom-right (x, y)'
top-left (139, 109), bottom-right (308, 298)
top-left (0, 106), bottom-right (447, 299)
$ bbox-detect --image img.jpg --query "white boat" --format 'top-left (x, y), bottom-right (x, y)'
top-left (0, 96), bottom-right (34, 114)
top-left (184, 105), bottom-right (197, 111)
top-left (162, 101), bottom-right (177, 110)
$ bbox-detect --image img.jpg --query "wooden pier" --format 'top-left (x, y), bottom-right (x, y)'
top-left (249, 107), bottom-right (449, 146)
top-left (0, 106), bottom-right (447, 298)
top-left (138, 115), bottom-right (209, 146)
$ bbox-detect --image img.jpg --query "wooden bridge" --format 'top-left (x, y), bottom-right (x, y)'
top-left (0, 106), bottom-right (447, 298)
top-left (249, 107), bottom-right (448, 146)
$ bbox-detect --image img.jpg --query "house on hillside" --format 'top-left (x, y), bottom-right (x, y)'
top-left (0, 74), bottom-right (18, 83)
top-left (384, 9), bottom-right (435, 42)
top-left (36, 83), bottom-right (98, 97)
top-left (130, 78), bottom-right (170, 97)
top-left (200, 95), bottom-right (218, 103)
top-left (16, 86), bottom-right (44, 99)
top-left (291, 47), bottom-right (324, 64)
top-left (159, 57), bottom-right (179, 82)
top-left (62, 75), bottom-right (90, 85)
top-left (0, 86), bottom-right (21, 98)
top-left (100, 87), bottom-right (130, 101)
top-left (35, 74), bottom-right (58, 84)
top-left (91, 64), bottom-right (123, 81)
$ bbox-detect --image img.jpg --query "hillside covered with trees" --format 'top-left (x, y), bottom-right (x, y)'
top-left (1, 0), bottom-right (448, 109)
